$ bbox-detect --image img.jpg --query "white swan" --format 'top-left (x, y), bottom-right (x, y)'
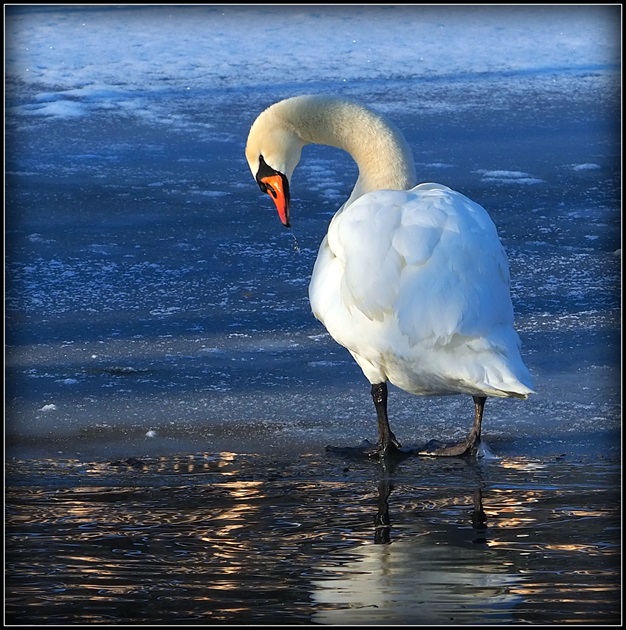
top-left (245, 95), bottom-right (534, 458)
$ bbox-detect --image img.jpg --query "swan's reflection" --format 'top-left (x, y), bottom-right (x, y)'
top-left (312, 464), bottom-right (522, 625)
top-left (373, 460), bottom-right (488, 546)
top-left (373, 477), bottom-right (392, 545)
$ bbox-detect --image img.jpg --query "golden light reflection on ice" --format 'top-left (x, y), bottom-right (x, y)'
top-left (5, 453), bottom-right (620, 624)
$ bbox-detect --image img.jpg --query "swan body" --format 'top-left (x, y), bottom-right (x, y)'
top-left (245, 95), bottom-right (534, 457)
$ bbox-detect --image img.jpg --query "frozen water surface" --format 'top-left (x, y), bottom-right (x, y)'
top-left (4, 5), bottom-right (621, 625)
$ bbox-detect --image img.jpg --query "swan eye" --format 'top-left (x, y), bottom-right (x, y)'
top-left (256, 156), bottom-right (282, 200)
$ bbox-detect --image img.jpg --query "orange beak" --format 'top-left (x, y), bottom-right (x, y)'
top-left (260, 173), bottom-right (290, 228)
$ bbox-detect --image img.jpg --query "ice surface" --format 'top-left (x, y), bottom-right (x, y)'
top-left (5, 5), bottom-right (621, 460)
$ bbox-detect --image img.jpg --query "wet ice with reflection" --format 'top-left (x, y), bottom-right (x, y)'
top-left (5, 452), bottom-right (620, 625)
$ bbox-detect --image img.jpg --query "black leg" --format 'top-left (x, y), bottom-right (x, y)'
top-left (419, 395), bottom-right (486, 457)
top-left (371, 382), bottom-right (402, 457)
top-left (470, 395), bottom-right (486, 445)
top-left (324, 382), bottom-right (402, 459)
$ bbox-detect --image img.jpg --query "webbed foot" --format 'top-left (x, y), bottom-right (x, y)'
top-left (418, 437), bottom-right (480, 457)
top-left (326, 439), bottom-right (413, 462)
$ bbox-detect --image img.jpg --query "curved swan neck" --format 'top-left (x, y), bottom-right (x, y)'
top-left (267, 95), bottom-right (418, 205)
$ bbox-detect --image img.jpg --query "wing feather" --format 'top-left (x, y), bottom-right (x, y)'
top-left (327, 184), bottom-right (515, 347)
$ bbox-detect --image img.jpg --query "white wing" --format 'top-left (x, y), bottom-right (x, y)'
top-left (309, 183), bottom-right (533, 396)
top-left (333, 184), bottom-right (512, 341)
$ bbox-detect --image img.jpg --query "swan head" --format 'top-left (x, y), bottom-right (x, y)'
top-left (245, 105), bottom-right (305, 228)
